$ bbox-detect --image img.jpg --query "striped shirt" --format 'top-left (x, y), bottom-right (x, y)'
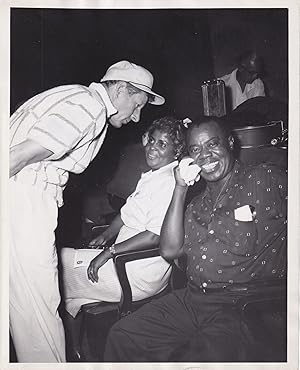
top-left (10, 82), bottom-right (116, 206)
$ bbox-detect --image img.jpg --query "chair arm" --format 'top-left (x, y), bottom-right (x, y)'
top-left (91, 225), bottom-right (110, 234)
top-left (113, 247), bottom-right (160, 315)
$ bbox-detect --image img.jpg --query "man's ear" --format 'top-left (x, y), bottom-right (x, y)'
top-left (228, 135), bottom-right (234, 150)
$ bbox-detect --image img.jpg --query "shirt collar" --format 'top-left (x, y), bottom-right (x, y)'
top-left (231, 68), bottom-right (238, 81)
top-left (141, 160), bottom-right (178, 178)
top-left (89, 82), bottom-right (117, 118)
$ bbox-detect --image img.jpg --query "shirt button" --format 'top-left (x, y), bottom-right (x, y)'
top-left (209, 230), bottom-right (215, 234)
top-left (202, 255), bottom-right (207, 260)
top-left (202, 282), bottom-right (207, 287)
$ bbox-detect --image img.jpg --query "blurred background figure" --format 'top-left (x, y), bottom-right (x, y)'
top-left (220, 50), bottom-right (265, 112)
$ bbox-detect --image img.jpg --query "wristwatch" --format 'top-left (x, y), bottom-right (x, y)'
top-left (108, 244), bottom-right (116, 256)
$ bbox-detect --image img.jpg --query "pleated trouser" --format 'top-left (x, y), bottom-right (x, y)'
top-left (104, 287), bottom-right (247, 362)
top-left (9, 180), bottom-right (66, 362)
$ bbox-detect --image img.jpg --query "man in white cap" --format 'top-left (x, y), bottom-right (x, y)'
top-left (9, 60), bottom-right (164, 363)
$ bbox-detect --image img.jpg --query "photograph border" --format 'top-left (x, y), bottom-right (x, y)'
top-left (1, 1), bottom-right (299, 369)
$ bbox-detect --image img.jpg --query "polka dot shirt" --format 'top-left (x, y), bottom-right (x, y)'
top-left (183, 161), bottom-right (287, 289)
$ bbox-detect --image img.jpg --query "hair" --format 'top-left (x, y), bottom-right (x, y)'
top-left (102, 80), bottom-right (155, 103)
top-left (187, 115), bottom-right (233, 140)
top-left (147, 116), bottom-right (187, 159)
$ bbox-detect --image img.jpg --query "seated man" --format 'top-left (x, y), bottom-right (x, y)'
top-left (220, 50), bottom-right (265, 111)
top-left (104, 116), bottom-right (287, 362)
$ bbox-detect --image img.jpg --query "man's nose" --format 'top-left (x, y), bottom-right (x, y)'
top-left (199, 147), bottom-right (212, 160)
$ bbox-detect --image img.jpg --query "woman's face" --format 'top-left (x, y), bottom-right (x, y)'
top-left (144, 129), bottom-right (177, 170)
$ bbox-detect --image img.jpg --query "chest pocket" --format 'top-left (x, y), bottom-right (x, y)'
top-left (213, 207), bottom-right (258, 255)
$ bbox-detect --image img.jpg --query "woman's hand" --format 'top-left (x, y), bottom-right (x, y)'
top-left (87, 234), bottom-right (107, 249)
top-left (87, 249), bottom-right (111, 283)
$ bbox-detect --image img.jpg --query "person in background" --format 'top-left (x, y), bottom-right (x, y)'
top-left (104, 116), bottom-right (287, 362)
top-left (9, 60), bottom-right (164, 363)
top-left (60, 116), bottom-right (186, 361)
top-left (220, 50), bottom-right (265, 111)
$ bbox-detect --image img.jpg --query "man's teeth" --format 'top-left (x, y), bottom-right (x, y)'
top-left (201, 161), bottom-right (218, 171)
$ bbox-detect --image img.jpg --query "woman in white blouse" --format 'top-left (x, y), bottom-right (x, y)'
top-left (60, 116), bottom-right (186, 360)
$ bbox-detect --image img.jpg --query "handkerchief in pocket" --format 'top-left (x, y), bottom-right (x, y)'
top-left (234, 205), bottom-right (255, 222)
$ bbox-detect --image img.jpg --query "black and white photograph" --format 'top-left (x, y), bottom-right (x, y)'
top-left (1, 0), bottom-right (299, 368)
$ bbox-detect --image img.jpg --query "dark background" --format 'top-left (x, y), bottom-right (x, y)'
top-left (11, 8), bottom-right (288, 115)
top-left (10, 8), bottom-right (288, 244)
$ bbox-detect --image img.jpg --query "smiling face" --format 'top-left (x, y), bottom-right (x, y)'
top-left (144, 129), bottom-right (177, 170)
top-left (108, 82), bottom-right (148, 128)
top-left (187, 121), bottom-right (235, 183)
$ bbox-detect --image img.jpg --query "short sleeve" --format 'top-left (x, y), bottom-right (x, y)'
top-left (250, 164), bottom-right (287, 219)
top-left (27, 101), bottom-right (97, 160)
top-left (146, 177), bottom-right (175, 235)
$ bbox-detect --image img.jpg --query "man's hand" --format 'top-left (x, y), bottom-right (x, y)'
top-left (87, 249), bottom-right (111, 283)
top-left (174, 165), bottom-right (188, 188)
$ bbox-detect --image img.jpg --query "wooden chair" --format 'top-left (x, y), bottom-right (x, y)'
top-left (78, 247), bottom-right (178, 361)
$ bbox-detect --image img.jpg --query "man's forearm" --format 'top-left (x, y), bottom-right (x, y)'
top-left (10, 145), bottom-right (29, 177)
top-left (10, 139), bottom-right (53, 178)
top-left (159, 184), bottom-right (188, 260)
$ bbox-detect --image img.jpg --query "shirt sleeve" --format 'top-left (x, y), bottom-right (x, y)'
top-left (27, 100), bottom-right (100, 160)
top-left (249, 164), bottom-right (287, 240)
top-left (145, 176), bottom-right (175, 235)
